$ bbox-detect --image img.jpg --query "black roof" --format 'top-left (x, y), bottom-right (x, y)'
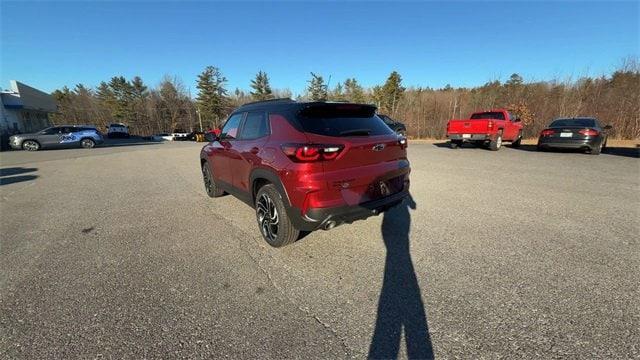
top-left (234, 98), bottom-right (376, 113)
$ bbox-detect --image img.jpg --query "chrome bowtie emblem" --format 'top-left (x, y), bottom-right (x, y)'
top-left (379, 181), bottom-right (390, 196)
top-left (372, 144), bottom-right (385, 151)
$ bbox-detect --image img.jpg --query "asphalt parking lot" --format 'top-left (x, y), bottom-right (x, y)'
top-left (1, 141), bottom-right (638, 359)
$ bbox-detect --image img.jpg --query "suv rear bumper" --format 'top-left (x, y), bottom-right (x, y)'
top-left (287, 188), bottom-right (410, 231)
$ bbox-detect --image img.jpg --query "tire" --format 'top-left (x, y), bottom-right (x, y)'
top-left (255, 184), bottom-right (299, 247)
top-left (22, 140), bottom-right (40, 151)
top-left (489, 131), bottom-right (503, 151)
top-left (590, 141), bottom-right (603, 155)
top-left (80, 138), bottom-right (95, 149)
top-left (450, 140), bottom-right (461, 149)
top-left (511, 132), bottom-right (522, 148)
top-left (202, 162), bottom-right (224, 198)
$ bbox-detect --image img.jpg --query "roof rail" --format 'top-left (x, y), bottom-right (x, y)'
top-left (240, 98), bottom-right (295, 106)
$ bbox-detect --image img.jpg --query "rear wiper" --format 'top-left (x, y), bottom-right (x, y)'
top-left (339, 129), bottom-right (371, 136)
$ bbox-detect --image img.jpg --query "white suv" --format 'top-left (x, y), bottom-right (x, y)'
top-left (107, 123), bottom-right (129, 138)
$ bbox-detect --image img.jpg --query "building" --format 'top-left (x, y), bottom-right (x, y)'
top-left (1, 80), bottom-right (57, 150)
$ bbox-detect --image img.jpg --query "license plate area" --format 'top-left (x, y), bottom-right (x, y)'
top-left (366, 176), bottom-right (404, 201)
top-left (462, 134), bottom-right (471, 139)
top-left (560, 132), bottom-right (573, 137)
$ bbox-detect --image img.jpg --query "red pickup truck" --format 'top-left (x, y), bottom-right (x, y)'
top-left (446, 109), bottom-right (523, 150)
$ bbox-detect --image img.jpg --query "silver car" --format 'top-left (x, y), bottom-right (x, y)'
top-left (9, 125), bottom-right (104, 151)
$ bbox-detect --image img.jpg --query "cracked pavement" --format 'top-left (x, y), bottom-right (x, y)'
top-left (1, 141), bottom-right (639, 358)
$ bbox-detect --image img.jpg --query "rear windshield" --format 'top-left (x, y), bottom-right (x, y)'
top-left (549, 118), bottom-right (596, 128)
top-left (297, 104), bottom-right (393, 137)
top-left (470, 112), bottom-right (505, 120)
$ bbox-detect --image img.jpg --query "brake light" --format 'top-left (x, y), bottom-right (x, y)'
top-left (281, 144), bottom-right (344, 162)
top-left (488, 121), bottom-right (494, 130)
top-left (541, 129), bottom-right (555, 137)
top-left (578, 129), bottom-right (599, 136)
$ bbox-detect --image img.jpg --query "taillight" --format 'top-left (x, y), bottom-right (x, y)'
top-left (578, 129), bottom-right (599, 136)
top-left (488, 121), bottom-right (494, 130)
top-left (281, 144), bottom-right (344, 162)
top-left (541, 129), bottom-right (555, 137)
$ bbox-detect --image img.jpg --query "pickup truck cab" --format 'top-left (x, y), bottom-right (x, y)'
top-left (446, 109), bottom-right (523, 150)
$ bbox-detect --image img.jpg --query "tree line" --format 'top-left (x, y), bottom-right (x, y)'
top-left (51, 58), bottom-right (639, 139)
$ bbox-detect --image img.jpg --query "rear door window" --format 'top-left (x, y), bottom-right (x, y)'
top-left (240, 112), bottom-right (269, 140)
top-left (41, 127), bottom-right (60, 135)
top-left (297, 104), bottom-right (393, 137)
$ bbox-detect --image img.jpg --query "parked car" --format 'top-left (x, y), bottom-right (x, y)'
top-left (9, 125), bottom-right (104, 151)
top-left (172, 129), bottom-right (190, 141)
top-left (107, 123), bottom-right (129, 138)
top-left (152, 133), bottom-right (174, 141)
top-left (446, 109), bottom-right (523, 150)
top-left (537, 117), bottom-right (611, 155)
top-left (378, 114), bottom-right (407, 136)
top-left (200, 99), bottom-right (411, 247)
top-left (187, 131), bottom-right (205, 141)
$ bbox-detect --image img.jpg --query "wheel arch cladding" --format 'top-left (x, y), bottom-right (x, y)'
top-left (250, 168), bottom-right (290, 206)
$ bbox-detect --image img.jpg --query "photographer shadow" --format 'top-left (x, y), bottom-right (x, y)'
top-left (369, 194), bottom-right (434, 359)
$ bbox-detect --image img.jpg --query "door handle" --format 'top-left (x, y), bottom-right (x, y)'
top-left (250, 147), bottom-right (259, 154)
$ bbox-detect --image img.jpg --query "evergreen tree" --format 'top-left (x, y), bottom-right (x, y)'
top-left (306, 72), bottom-right (328, 101)
top-left (196, 66), bottom-right (228, 127)
top-left (106, 76), bottom-right (135, 121)
top-left (506, 73), bottom-right (524, 87)
top-left (329, 82), bottom-right (346, 101)
top-left (51, 86), bottom-right (74, 124)
top-left (371, 85), bottom-right (384, 109)
top-left (74, 84), bottom-right (92, 96)
top-left (250, 71), bottom-right (273, 100)
top-left (131, 76), bottom-right (148, 99)
top-left (380, 71), bottom-right (405, 114)
top-left (344, 78), bottom-right (366, 103)
top-left (130, 76), bottom-right (149, 130)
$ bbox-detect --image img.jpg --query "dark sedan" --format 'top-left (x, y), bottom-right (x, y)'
top-left (378, 114), bottom-right (407, 136)
top-left (537, 117), bottom-right (611, 155)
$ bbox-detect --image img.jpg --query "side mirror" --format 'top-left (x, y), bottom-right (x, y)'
top-left (204, 132), bottom-right (217, 142)
top-left (604, 125), bottom-right (613, 130)
top-left (514, 117), bottom-right (522, 123)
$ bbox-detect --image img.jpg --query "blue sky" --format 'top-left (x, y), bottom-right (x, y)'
top-left (1, 1), bottom-right (638, 95)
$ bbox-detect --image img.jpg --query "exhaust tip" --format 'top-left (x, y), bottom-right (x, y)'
top-left (323, 221), bottom-right (337, 230)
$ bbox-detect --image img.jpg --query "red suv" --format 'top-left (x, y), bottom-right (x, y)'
top-left (200, 99), bottom-right (411, 247)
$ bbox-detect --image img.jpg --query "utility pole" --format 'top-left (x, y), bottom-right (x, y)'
top-left (196, 107), bottom-right (203, 132)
